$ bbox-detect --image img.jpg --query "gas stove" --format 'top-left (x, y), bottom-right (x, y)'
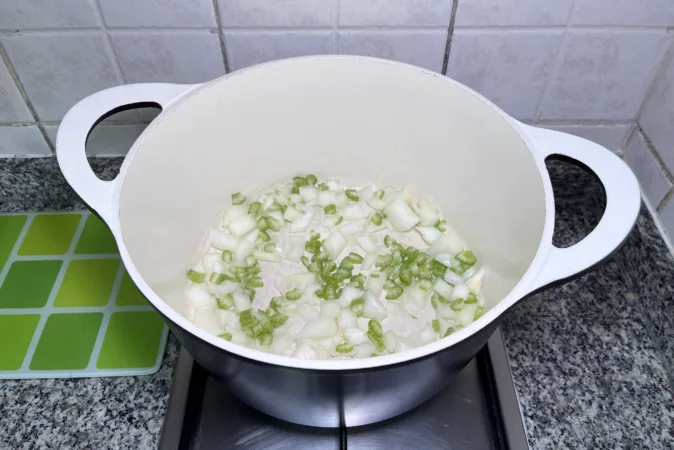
top-left (159, 328), bottom-right (528, 449)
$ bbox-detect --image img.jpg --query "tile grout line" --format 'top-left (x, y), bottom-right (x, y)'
top-left (0, 42), bottom-right (55, 154)
top-left (85, 261), bottom-right (126, 371)
top-left (333, 0), bottom-right (340, 53)
top-left (441, 0), bottom-right (459, 75)
top-left (18, 213), bottom-right (87, 371)
top-left (532, 0), bottom-right (577, 123)
top-left (211, 0), bottom-right (231, 73)
top-left (635, 124), bottom-right (674, 195)
top-left (90, 0), bottom-right (128, 84)
top-left (633, 35), bottom-right (674, 127)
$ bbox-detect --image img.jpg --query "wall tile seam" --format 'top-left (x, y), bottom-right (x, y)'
top-left (632, 123), bottom-right (674, 211)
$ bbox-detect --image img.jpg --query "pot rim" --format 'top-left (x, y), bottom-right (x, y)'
top-left (110, 56), bottom-right (555, 371)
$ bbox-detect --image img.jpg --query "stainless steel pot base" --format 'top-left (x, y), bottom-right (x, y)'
top-left (159, 328), bottom-right (528, 449)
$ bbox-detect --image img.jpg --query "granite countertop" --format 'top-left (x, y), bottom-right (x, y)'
top-left (1, 157), bottom-right (673, 449)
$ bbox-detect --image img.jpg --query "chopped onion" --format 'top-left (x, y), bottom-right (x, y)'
top-left (274, 194), bottom-right (289, 205)
top-left (324, 231), bottom-right (347, 260)
top-left (187, 284), bottom-right (214, 310)
top-left (361, 252), bottom-right (377, 270)
top-left (362, 292), bottom-right (387, 320)
top-left (338, 308), bottom-right (358, 329)
top-left (268, 210), bottom-right (284, 223)
top-left (467, 267), bottom-right (485, 294)
top-left (434, 253), bottom-right (453, 267)
top-left (286, 272), bottom-right (317, 291)
top-left (356, 342), bottom-right (376, 358)
top-left (457, 303), bottom-right (479, 326)
top-left (299, 185), bottom-right (319, 202)
top-left (432, 278), bottom-right (453, 299)
top-left (416, 200), bottom-right (439, 226)
top-left (285, 242), bottom-right (305, 263)
top-left (232, 291), bottom-right (251, 312)
top-left (228, 214), bottom-right (257, 237)
top-left (283, 206), bottom-right (302, 222)
top-left (420, 324), bottom-right (437, 342)
top-left (340, 222), bottom-right (360, 236)
top-left (201, 253), bottom-right (225, 276)
top-left (344, 327), bottom-right (369, 345)
top-left (342, 203), bottom-right (366, 221)
top-left (359, 184), bottom-right (375, 202)
top-left (338, 286), bottom-right (365, 308)
top-left (384, 330), bottom-right (398, 353)
top-left (366, 274), bottom-right (386, 298)
top-left (317, 191), bottom-right (337, 207)
top-left (253, 250), bottom-right (282, 263)
top-left (294, 341), bottom-right (318, 360)
top-left (444, 269), bottom-right (463, 286)
top-left (298, 317), bottom-right (339, 339)
top-left (385, 200), bottom-right (421, 232)
top-left (321, 301), bottom-right (341, 318)
top-left (208, 229), bottom-right (239, 251)
top-left (222, 205), bottom-right (248, 227)
top-left (367, 197), bottom-right (386, 211)
top-left (290, 213), bottom-right (312, 233)
top-left (415, 226), bottom-right (442, 244)
top-left (451, 284), bottom-right (470, 300)
top-left (271, 335), bottom-right (294, 355)
top-left (230, 331), bottom-right (250, 346)
top-left (215, 309), bottom-right (239, 330)
top-left (428, 231), bottom-right (466, 255)
top-left (356, 234), bottom-right (378, 253)
top-left (335, 192), bottom-right (350, 208)
top-left (193, 309), bottom-right (224, 335)
top-left (299, 304), bottom-right (320, 321)
top-left (436, 303), bottom-right (457, 320)
top-left (207, 280), bottom-right (239, 298)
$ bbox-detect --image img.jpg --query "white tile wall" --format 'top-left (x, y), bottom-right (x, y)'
top-left (45, 123), bottom-right (148, 156)
top-left (339, 31), bottom-right (447, 72)
top-left (0, 33), bottom-right (121, 122)
top-left (0, 0), bottom-right (99, 30)
top-left (447, 30), bottom-right (563, 120)
top-left (539, 31), bottom-right (670, 120)
top-left (539, 123), bottom-right (631, 153)
top-left (640, 48), bottom-right (674, 174)
top-left (225, 31), bottom-right (333, 71)
top-left (111, 31), bottom-right (225, 83)
top-left (573, 0), bottom-right (674, 27)
top-left (0, 126), bottom-right (50, 156)
top-left (219, 0), bottom-right (334, 28)
top-left (98, 0), bottom-right (216, 28)
top-left (0, 57), bottom-right (32, 122)
top-left (455, 0), bottom-right (574, 26)
top-left (339, 0), bottom-right (452, 27)
top-left (658, 196), bottom-right (674, 242)
top-left (622, 127), bottom-right (672, 206)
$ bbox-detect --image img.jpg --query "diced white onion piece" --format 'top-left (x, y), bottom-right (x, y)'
top-left (433, 278), bottom-right (453, 299)
top-left (299, 304), bottom-right (320, 321)
top-left (271, 335), bottom-right (294, 356)
top-left (193, 309), bottom-right (224, 335)
top-left (340, 222), bottom-right (360, 236)
top-left (232, 291), bottom-right (251, 312)
top-left (406, 286), bottom-right (428, 306)
top-left (289, 194), bottom-right (302, 204)
top-left (366, 275), bottom-right (386, 298)
top-left (207, 280), bottom-right (239, 298)
top-left (228, 214), bottom-right (257, 237)
top-left (359, 184), bottom-right (375, 202)
top-left (344, 327), bottom-right (369, 345)
top-left (262, 195), bottom-right (274, 211)
top-left (341, 203), bottom-right (365, 221)
top-left (434, 253), bottom-right (453, 267)
top-left (294, 341), bottom-right (318, 360)
top-left (286, 272), bottom-right (317, 291)
top-left (436, 303), bottom-right (457, 320)
top-left (362, 292), bottom-right (387, 320)
top-left (274, 194), bottom-right (289, 206)
top-left (428, 231), bottom-right (466, 255)
top-left (320, 301), bottom-right (341, 318)
top-left (367, 197), bottom-right (386, 211)
top-left (416, 200), bottom-right (439, 226)
top-left (327, 180), bottom-right (342, 191)
top-left (452, 284), bottom-right (470, 300)
top-left (467, 267), bottom-right (485, 294)
top-left (356, 234), bottom-right (378, 253)
top-left (420, 324), bottom-right (437, 342)
top-left (253, 250), bottom-right (282, 263)
top-left (208, 229), bottom-right (239, 251)
top-left (274, 273), bottom-right (286, 293)
top-left (384, 331), bottom-right (398, 353)
top-left (385, 200), bottom-right (421, 232)
top-left (356, 342), bottom-right (376, 358)
top-left (457, 303), bottom-right (479, 326)
top-left (290, 213), bottom-right (312, 233)
top-left (338, 286), bottom-right (365, 308)
top-left (222, 205), bottom-right (248, 227)
top-left (317, 335), bottom-right (344, 352)
top-left (187, 284), bottom-right (214, 310)
top-left (365, 221), bottom-right (386, 233)
top-left (335, 192), bottom-right (350, 208)
top-left (386, 301), bottom-right (408, 317)
top-left (298, 317), bottom-right (338, 339)
top-left (299, 185), bottom-right (319, 202)
top-left (361, 252), bottom-right (377, 271)
top-left (395, 337), bottom-right (415, 353)
top-left (323, 215), bottom-right (341, 229)
top-left (230, 331), bottom-right (249, 346)
top-left (317, 191), bottom-right (337, 207)
top-left (235, 236), bottom-right (256, 264)
top-left (444, 269), bottom-right (463, 286)
top-left (314, 345), bottom-right (331, 360)
top-left (324, 231), bottom-right (347, 260)
top-left (215, 309), bottom-right (239, 330)
top-left (338, 308), bottom-right (358, 330)
top-left (285, 243), bottom-right (305, 263)
top-left (268, 210), bottom-right (284, 222)
top-left (415, 226), bottom-right (442, 244)
top-left (201, 253), bottom-right (225, 276)
top-left (283, 206), bottom-right (302, 222)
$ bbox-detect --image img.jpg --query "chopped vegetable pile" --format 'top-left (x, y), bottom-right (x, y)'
top-left (185, 175), bottom-right (486, 359)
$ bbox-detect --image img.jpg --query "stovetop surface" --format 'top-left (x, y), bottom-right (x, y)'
top-left (159, 329), bottom-right (528, 450)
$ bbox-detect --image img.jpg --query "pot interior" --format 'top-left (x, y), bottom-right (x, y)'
top-left (117, 57), bottom-right (546, 320)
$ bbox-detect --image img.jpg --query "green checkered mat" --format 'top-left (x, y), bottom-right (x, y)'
top-left (0, 212), bottom-right (168, 379)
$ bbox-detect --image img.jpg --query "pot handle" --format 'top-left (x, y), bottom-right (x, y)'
top-left (56, 83), bottom-right (195, 224)
top-left (522, 124), bottom-right (641, 293)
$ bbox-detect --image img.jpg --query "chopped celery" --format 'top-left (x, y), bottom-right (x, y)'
top-left (474, 306), bottom-right (484, 320)
top-left (306, 174), bottom-right (318, 185)
top-left (419, 279), bottom-right (433, 291)
top-left (368, 319), bottom-right (383, 336)
top-left (248, 202), bottom-right (262, 216)
top-left (456, 250), bottom-right (477, 266)
top-left (450, 299), bottom-right (464, 311)
top-left (324, 204), bottom-right (337, 215)
top-left (209, 272), bottom-right (227, 285)
top-left (465, 293), bottom-right (478, 304)
top-left (221, 250), bottom-right (233, 263)
top-left (293, 176), bottom-right (308, 187)
top-left (351, 273), bottom-right (367, 288)
top-left (443, 327), bottom-right (456, 337)
top-left (317, 183), bottom-right (329, 191)
top-left (218, 333), bottom-right (233, 341)
top-left (370, 212), bottom-right (383, 226)
top-left (217, 294), bottom-right (234, 309)
top-left (270, 296), bottom-right (284, 311)
top-left (231, 192), bottom-right (246, 205)
top-left (286, 288), bottom-right (302, 301)
top-left (243, 277), bottom-right (264, 289)
top-left (385, 285), bottom-right (404, 300)
top-left (345, 189), bottom-right (359, 201)
top-left (432, 320), bottom-right (440, 333)
top-left (430, 260), bottom-right (448, 278)
top-left (263, 243), bottom-right (276, 253)
top-left (269, 313), bottom-right (289, 328)
top-left (375, 189), bottom-right (385, 200)
top-left (375, 254), bottom-right (393, 268)
top-left (258, 230), bottom-right (271, 242)
top-left (187, 269), bottom-right (205, 283)
top-left (266, 216), bottom-right (282, 232)
top-left (257, 217), bottom-right (269, 231)
top-left (291, 185), bottom-right (299, 194)
top-left (336, 343), bottom-right (354, 353)
top-left (434, 219), bottom-right (447, 232)
top-left (245, 255), bottom-right (257, 267)
top-left (259, 332), bottom-right (273, 346)
top-left (239, 309), bottom-right (257, 328)
top-left (347, 252), bottom-right (364, 264)
top-left (349, 298), bottom-right (365, 316)
top-left (384, 235), bottom-right (393, 248)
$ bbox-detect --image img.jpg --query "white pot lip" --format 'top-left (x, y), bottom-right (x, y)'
top-left (109, 55), bottom-right (555, 371)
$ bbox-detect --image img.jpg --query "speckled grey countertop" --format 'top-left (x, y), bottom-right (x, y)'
top-left (1, 157), bottom-right (673, 449)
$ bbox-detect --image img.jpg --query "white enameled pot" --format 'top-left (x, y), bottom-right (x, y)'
top-left (56, 56), bottom-right (640, 427)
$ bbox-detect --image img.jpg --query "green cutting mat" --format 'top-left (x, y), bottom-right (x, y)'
top-left (0, 212), bottom-right (168, 379)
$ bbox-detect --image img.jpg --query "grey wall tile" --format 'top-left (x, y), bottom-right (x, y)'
top-left (573, 0), bottom-right (674, 27)
top-left (339, 31), bottom-right (447, 72)
top-left (225, 31), bottom-right (333, 71)
top-left (45, 123), bottom-right (148, 156)
top-left (447, 30), bottom-right (563, 120)
top-left (0, 0), bottom-right (99, 29)
top-left (219, 0), bottom-right (334, 27)
top-left (455, 0), bottom-right (574, 26)
top-left (538, 124), bottom-right (631, 153)
top-left (98, 0), bottom-right (216, 27)
top-left (623, 127), bottom-right (671, 206)
top-left (640, 46), bottom-right (674, 174)
top-left (339, 0), bottom-right (452, 27)
top-left (1, 33), bottom-right (121, 122)
top-left (658, 195), bottom-right (674, 242)
top-left (539, 31), bottom-right (670, 120)
top-left (0, 58), bottom-right (32, 122)
top-left (111, 31), bottom-right (224, 84)
top-left (0, 126), bottom-right (50, 156)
